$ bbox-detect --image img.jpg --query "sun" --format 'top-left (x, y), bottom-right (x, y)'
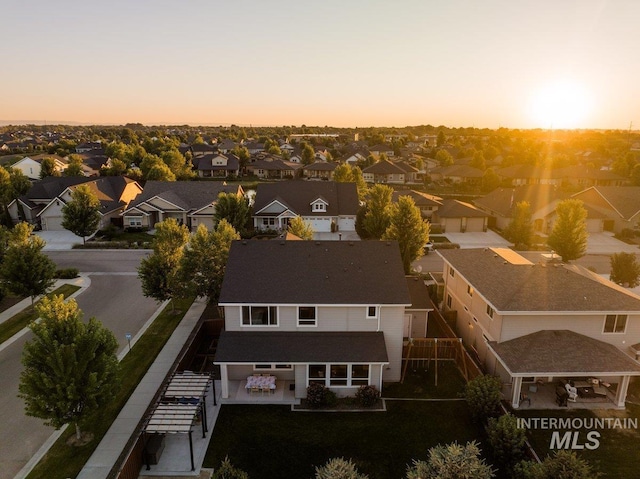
top-left (529, 80), bottom-right (593, 129)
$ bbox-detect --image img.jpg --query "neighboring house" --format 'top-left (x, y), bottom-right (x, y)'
top-left (37, 176), bottom-right (142, 231)
top-left (404, 276), bottom-right (434, 338)
top-left (217, 139), bottom-right (238, 154)
top-left (214, 240), bottom-right (412, 401)
top-left (496, 165), bottom-right (626, 187)
top-left (391, 190), bottom-right (443, 221)
top-left (474, 185), bottom-right (569, 232)
top-left (394, 161), bottom-right (420, 183)
top-left (362, 159), bottom-right (406, 184)
top-left (252, 181), bottom-right (358, 233)
top-left (193, 153), bottom-right (240, 178)
top-left (75, 141), bottom-right (102, 153)
top-left (429, 164), bottom-right (483, 184)
top-left (7, 176), bottom-right (90, 226)
top-left (572, 186), bottom-right (640, 233)
top-left (369, 144), bottom-right (394, 157)
top-left (341, 151), bottom-right (368, 165)
top-left (246, 159), bottom-right (302, 180)
top-left (190, 143), bottom-right (218, 157)
top-left (244, 141), bottom-right (265, 155)
top-left (303, 161), bottom-right (337, 180)
top-left (439, 248), bottom-right (640, 408)
top-left (433, 200), bottom-right (488, 233)
top-left (121, 181), bottom-right (244, 231)
top-left (11, 155), bottom-right (67, 180)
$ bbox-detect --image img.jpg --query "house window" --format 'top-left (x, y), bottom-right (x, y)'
top-left (312, 202), bottom-right (326, 212)
top-left (467, 285), bottom-right (474, 297)
top-left (351, 364), bottom-right (369, 386)
top-left (298, 306), bottom-right (317, 326)
top-left (486, 304), bottom-right (494, 319)
top-left (604, 314), bottom-right (627, 333)
top-left (262, 218), bottom-right (276, 227)
top-left (254, 364), bottom-right (292, 371)
top-left (447, 294), bottom-right (452, 308)
top-left (330, 365), bottom-right (348, 386)
top-left (308, 364), bottom-right (370, 387)
top-left (449, 267), bottom-right (455, 277)
top-left (366, 306), bottom-right (378, 318)
top-left (128, 216), bottom-right (142, 227)
top-left (242, 306), bottom-right (278, 326)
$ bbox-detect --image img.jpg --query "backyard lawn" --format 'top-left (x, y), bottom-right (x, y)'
top-left (204, 400), bottom-right (486, 479)
top-left (516, 405), bottom-right (640, 479)
top-left (383, 360), bottom-right (466, 399)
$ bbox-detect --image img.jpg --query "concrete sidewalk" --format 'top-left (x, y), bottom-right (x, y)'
top-left (77, 297), bottom-right (209, 479)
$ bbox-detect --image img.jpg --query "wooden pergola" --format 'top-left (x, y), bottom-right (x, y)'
top-left (143, 371), bottom-right (212, 471)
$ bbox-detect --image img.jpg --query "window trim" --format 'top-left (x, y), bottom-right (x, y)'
top-left (307, 364), bottom-right (371, 388)
top-left (366, 306), bottom-right (378, 319)
top-left (603, 314), bottom-right (627, 334)
top-left (241, 305), bottom-right (279, 327)
top-left (297, 306), bottom-right (317, 327)
top-left (253, 364), bottom-right (293, 371)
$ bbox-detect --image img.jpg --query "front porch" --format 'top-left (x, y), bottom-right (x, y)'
top-left (222, 379), bottom-right (300, 405)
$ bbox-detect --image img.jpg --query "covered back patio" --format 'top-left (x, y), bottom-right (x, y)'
top-left (487, 330), bottom-right (640, 409)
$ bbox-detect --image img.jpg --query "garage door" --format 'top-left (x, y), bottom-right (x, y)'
top-left (444, 218), bottom-right (462, 233)
top-left (42, 215), bottom-right (65, 231)
top-left (465, 217), bottom-right (485, 232)
top-left (338, 216), bottom-right (355, 231)
top-left (308, 217), bottom-right (332, 232)
top-left (586, 219), bottom-right (603, 233)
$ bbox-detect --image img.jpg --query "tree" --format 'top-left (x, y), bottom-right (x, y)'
top-left (382, 196), bottom-right (430, 274)
top-left (302, 142), bottom-right (316, 165)
top-left (362, 184), bottom-right (393, 239)
top-left (481, 168), bottom-right (500, 193)
top-left (547, 199), bottom-right (588, 262)
top-left (138, 218), bottom-right (190, 308)
top-left (503, 201), bottom-right (533, 248)
top-left (436, 130), bottom-right (446, 148)
top-left (470, 150), bottom-right (486, 170)
top-left (514, 451), bottom-right (599, 479)
top-left (179, 220), bottom-right (239, 303)
top-left (406, 441), bottom-right (494, 479)
top-left (64, 154), bottom-right (85, 176)
top-left (18, 295), bottom-right (119, 441)
top-left (334, 164), bottom-right (368, 202)
top-left (610, 252), bottom-right (640, 288)
top-left (464, 375), bottom-right (502, 423)
top-left (333, 163), bottom-right (352, 183)
top-left (1, 224), bottom-right (56, 308)
top-left (212, 456), bottom-right (249, 479)
top-left (288, 216), bottom-right (314, 240)
top-left (486, 414), bottom-right (527, 474)
top-left (147, 162), bottom-right (176, 181)
top-left (435, 149), bottom-right (453, 166)
top-left (61, 185), bottom-right (101, 244)
top-left (214, 193), bottom-right (250, 234)
top-left (39, 157), bottom-right (59, 178)
top-left (315, 457), bottom-right (369, 479)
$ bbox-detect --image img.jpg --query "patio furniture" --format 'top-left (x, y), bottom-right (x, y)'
top-left (246, 374), bottom-right (276, 393)
top-left (250, 386), bottom-right (260, 395)
top-left (519, 392), bottom-right (531, 406)
top-left (556, 386), bottom-right (568, 407)
top-left (565, 382), bottom-right (578, 402)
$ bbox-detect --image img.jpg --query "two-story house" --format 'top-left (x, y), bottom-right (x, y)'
top-left (252, 181), bottom-right (358, 233)
top-left (214, 240), bottom-right (411, 402)
top-left (439, 247), bottom-right (640, 408)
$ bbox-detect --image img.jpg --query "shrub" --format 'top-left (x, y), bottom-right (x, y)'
top-left (486, 414), bottom-right (527, 474)
top-left (355, 385), bottom-right (380, 407)
top-left (55, 268), bottom-right (79, 279)
top-left (513, 451), bottom-right (599, 479)
top-left (212, 456), bottom-right (249, 479)
top-left (406, 441), bottom-right (495, 479)
top-left (315, 457), bottom-right (369, 479)
top-left (307, 383), bottom-right (330, 408)
top-left (464, 375), bottom-right (502, 423)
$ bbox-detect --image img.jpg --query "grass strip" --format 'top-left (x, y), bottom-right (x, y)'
top-left (26, 296), bottom-right (195, 479)
top-left (0, 284), bottom-right (81, 345)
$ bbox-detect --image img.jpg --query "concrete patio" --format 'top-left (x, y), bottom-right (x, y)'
top-left (505, 382), bottom-right (623, 411)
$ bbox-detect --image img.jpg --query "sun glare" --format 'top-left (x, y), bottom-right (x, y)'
top-left (529, 80), bottom-right (593, 129)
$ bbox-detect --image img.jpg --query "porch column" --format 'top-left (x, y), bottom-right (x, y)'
top-left (511, 376), bottom-right (523, 408)
top-left (615, 375), bottom-right (631, 407)
top-left (220, 364), bottom-right (229, 399)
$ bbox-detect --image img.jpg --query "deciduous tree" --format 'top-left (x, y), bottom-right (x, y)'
top-left (214, 193), bottom-right (250, 234)
top-left (610, 252), bottom-right (640, 288)
top-left (18, 295), bottom-right (119, 441)
top-left (64, 154), bottom-right (85, 176)
top-left (302, 142), bottom-right (316, 165)
top-left (435, 149), bottom-right (453, 166)
top-left (486, 414), bottom-right (527, 474)
top-left (464, 375), bottom-right (502, 423)
top-left (39, 157), bottom-right (59, 178)
top-left (362, 184), bottom-right (393, 239)
top-left (287, 216), bottom-right (314, 240)
top-left (503, 201), bottom-right (533, 248)
top-left (382, 196), bottom-right (430, 273)
top-left (547, 199), bottom-right (588, 262)
top-left (61, 185), bottom-right (101, 244)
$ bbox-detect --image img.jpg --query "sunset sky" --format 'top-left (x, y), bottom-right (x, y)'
top-left (2, 0), bottom-right (638, 129)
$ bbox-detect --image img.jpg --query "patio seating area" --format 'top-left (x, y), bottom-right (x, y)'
top-left (223, 379), bottom-right (299, 405)
top-left (504, 380), bottom-right (621, 410)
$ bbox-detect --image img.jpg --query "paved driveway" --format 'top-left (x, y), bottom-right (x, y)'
top-left (442, 231), bottom-right (512, 249)
top-left (35, 230), bottom-right (84, 250)
top-left (586, 232), bottom-right (639, 254)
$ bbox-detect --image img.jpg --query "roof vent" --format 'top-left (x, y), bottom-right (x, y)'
top-left (241, 240), bottom-right (247, 245)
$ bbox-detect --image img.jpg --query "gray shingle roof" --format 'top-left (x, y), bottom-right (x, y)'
top-left (126, 181), bottom-right (241, 212)
top-left (253, 181), bottom-right (358, 217)
top-left (574, 186), bottom-right (640, 220)
top-left (219, 240), bottom-right (411, 305)
top-left (431, 164), bottom-right (484, 178)
top-left (362, 159), bottom-right (406, 175)
top-left (439, 248), bottom-right (640, 312)
top-left (391, 190), bottom-right (442, 207)
top-left (436, 199), bottom-right (487, 218)
top-left (474, 185), bottom-right (568, 217)
top-left (489, 330), bottom-right (640, 374)
top-left (215, 331), bottom-right (388, 363)
top-left (405, 276), bottom-right (434, 310)
top-left (24, 176), bottom-right (90, 200)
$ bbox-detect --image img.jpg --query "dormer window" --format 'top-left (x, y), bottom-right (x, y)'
top-left (312, 203), bottom-right (326, 212)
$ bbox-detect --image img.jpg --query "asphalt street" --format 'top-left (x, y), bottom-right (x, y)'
top-left (0, 250), bottom-right (159, 479)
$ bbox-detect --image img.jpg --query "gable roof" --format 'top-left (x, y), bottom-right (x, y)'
top-left (253, 181), bottom-right (358, 217)
top-left (489, 330), bottom-right (640, 375)
top-left (474, 185), bottom-right (569, 218)
top-left (391, 190), bottom-right (443, 207)
top-left (125, 181), bottom-right (242, 213)
top-left (430, 164), bottom-right (483, 178)
top-left (22, 176), bottom-right (92, 201)
top-left (573, 186), bottom-right (640, 220)
top-left (436, 199), bottom-right (488, 218)
top-left (362, 159), bottom-right (405, 175)
top-left (439, 248), bottom-right (640, 313)
top-left (219, 240), bottom-right (411, 305)
top-left (303, 161), bottom-right (338, 171)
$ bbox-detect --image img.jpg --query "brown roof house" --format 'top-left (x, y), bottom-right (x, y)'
top-left (572, 186), bottom-right (640, 234)
top-left (214, 240), bottom-right (411, 402)
top-left (439, 247), bottom-right (640, 409)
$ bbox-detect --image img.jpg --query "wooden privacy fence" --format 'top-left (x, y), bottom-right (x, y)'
top-left (402, 338), bottom-right (482, 384)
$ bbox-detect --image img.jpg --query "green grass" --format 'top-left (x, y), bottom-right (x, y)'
top-left (26, 296), bottom-right (195, 479)
top-left (383, 360), bottom-right (466, 399)
top-left (205, 401), bottom-right (486, 479)
top-left (0, 284), bottom-right (81, 344)
top-left (516, 405), bottom-right (640, 479)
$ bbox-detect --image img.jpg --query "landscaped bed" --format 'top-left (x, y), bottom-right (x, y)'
top-left (204, 401), bottom-right (486, 479)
